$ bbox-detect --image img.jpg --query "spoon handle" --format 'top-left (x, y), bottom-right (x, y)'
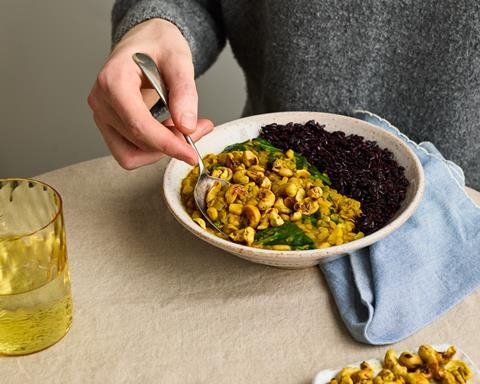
top-left (183, 135), bottom-right (206, 174)
top-left (132, 53), bottom-right (168, 108)
top-left (132, 52), bottom-right (205, 173)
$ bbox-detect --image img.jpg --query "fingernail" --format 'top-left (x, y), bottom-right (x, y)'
top-left (187, 148), bottom-right (198, 165)
top-left (187, 155), bottom-right (198, 166)
top-left (181, 112), bottom-right (197, 133)
top-left (202, 124), bottom-right (213, 135)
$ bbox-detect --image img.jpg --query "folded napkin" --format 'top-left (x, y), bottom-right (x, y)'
top-left (320, 110), bottom-right (480, 345)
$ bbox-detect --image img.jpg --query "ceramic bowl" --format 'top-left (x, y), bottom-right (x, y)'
top-left (163, 112), bottom-right (424, 269)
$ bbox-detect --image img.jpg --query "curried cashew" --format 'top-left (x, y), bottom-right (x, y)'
top-left (295, 169), bottom-right (311, 178)
top-left (444, 360), bottom-right (473, 384)
top-left (207, 207), bottom-right (218, 221)
top-left (227, 213), bottom-right (242, 227)
top-left (229, 203), bottom-right (244, 215)
top-left (439, 346), bottom-right (457, 365)
top-left (403, 372), bottom-right (431, 384)
top-left (211, 166), bottom-right (233, 181)
top-left (377, 369), bottom-right (396, 382)
top-left (206, 181), bottom-right (222, 204)
top-left (351, 362), bottom-right (374, 382)
top-left (243, 227), bottom-right (256, 245)
top-left (284, 182), bottom-right (298, 197)
top-left (225, 184), bottom-right (248, 204)
top-left (308, 186), bottom-right (323, 199)
top-left (193, 217), bottom-right (207, 229)
top-left (203, 154), bottom-right (217, 167)
top-left (258, 188), bottom-right (276, 210)
top-left (246, 167), bottom-right (265, 182)
top-left (399, 352), bottom-right (423, 371)
top-left (259, 176), bottom-right (272, 189)
top-left (243, 204), bottom-right (261, 227)
top-left (284, 196), bottom-right (296, 209)
top-left (295, 187), bottom-right (306, 202)
top-left (191, 210), bottom-right (202, 219)
top-left (181, 183), bottom-right (194, 195)
top-left (225, 152), bottom-right (242, 169)
top-left (294, 198), bottom-right (319, 215)
top-left (223, 223), bottom-right (239, 234)
top-left (336, 367), bottom-right (361, 384)
top-left (229, 226), bottom-right (255, 245)
top-left (233, 169), bottom-right (249, 184)
top-left (418, 345), bottom-right (441, 377)
top-left (274, 197), bottom-right (292, 213)
top-left (243, 150), bottom-right (259, 167)
top-left (290, 211), bottom-right (302, 221)
top-left (278, 167), bottom-right (294, 177)
top-left (268, 208), bottom-right (285, 227)
top-left (257, 211), bottom-right (270, 230)
top-left (384, 350), bottom-right (408, 376)
top-left (272, 159), bottom-right (294, 177)
top-left (436, 369), bottom-right (457, 384)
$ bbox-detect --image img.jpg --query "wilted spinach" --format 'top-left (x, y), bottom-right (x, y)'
top-left (301, 212), bottom-right (320, 226)
top-left (254, 222), bottom-right (316, 250)
top-left (223, 138), bottom-right (282, 154)
top-left (294, 153), bottom-right (331, 185)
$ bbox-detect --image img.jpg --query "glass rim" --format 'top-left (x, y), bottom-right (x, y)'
top-left (0, 177), bottom-right (63, 241)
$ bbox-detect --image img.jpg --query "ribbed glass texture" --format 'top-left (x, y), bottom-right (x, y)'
top-left (0, 179), bottom-right (72, 355)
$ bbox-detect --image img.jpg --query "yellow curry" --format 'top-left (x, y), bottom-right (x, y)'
top-left (181, 138), bottom-right (364, 250)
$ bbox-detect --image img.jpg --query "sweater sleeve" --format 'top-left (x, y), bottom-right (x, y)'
top-left (111, 0), bottom-right (226, 77)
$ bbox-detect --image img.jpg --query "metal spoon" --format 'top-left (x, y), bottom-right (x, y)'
top-left (132, 52), bottom-right (229, 235)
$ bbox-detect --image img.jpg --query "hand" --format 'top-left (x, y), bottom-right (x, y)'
top-left (88, 19), bottom-right (213, 169)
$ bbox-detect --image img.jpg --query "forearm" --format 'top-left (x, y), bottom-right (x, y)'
top-left (111, 0), bottom-right (226, 77)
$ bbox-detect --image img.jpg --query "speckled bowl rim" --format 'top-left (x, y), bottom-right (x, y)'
top-left (163, 112), bottom-right (424, 262)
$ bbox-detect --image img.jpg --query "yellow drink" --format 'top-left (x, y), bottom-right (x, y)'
top-left (0, 236), bottom-right (72, 355)
top-left (0, 179), bottom-right (73, 355)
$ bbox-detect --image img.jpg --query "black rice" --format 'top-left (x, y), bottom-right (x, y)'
top-left (260, 120), bottom-right (409, 234)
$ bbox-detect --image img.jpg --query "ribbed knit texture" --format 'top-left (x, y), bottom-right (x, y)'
top-left (112, 0), bottom-right (480, 189)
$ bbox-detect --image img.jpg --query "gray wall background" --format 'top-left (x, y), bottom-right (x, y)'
top-left (0, 0), bottom-right (245, 177)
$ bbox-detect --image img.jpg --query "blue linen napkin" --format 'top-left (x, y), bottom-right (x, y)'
top-left (320, 110), bottom-right (480, 345)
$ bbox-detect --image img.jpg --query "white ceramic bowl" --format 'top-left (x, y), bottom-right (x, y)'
top-left (163, 112), bottom-right (424, 269)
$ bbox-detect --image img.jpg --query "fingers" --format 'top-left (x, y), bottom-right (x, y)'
top-left (95, 116), bottom-right (213, 170)
top-left (94, 117), bottom-right (161, 170)
top-left (141, 88), bottom-right (160, 109)
top-left (91, 65), bottom-right (198, 164)
top-left (159, 53), bottom-right (198, 135)
top-left (163, 118), bottom-right (214, 141)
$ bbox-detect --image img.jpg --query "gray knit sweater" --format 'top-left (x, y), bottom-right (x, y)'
top-left (112, 0), bottom-right (480, 189)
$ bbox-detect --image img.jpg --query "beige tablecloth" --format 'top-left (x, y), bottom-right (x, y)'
top-left (3, 156), bottom-right (480, 384)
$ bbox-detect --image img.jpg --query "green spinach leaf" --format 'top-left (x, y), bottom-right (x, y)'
top-left (294, 153), bottom-right (331, 185)
top-left (302, 212), bottom-right (320, 226)
top-left (222, 142), bottom-right (248, 152)
top-left (251, 138), bottom-right (283, 153)
top-left (223, 138), bottom-right (283, 154)
top-left (254, 222), bottom-right (316, 250)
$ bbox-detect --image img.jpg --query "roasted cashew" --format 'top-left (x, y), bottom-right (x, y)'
top-left (243, 204), bottom-right (261, 227)
top-left (258, 188), bottom-right (276, 210)
top-left (243, 150), bottom-right (259, 167)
